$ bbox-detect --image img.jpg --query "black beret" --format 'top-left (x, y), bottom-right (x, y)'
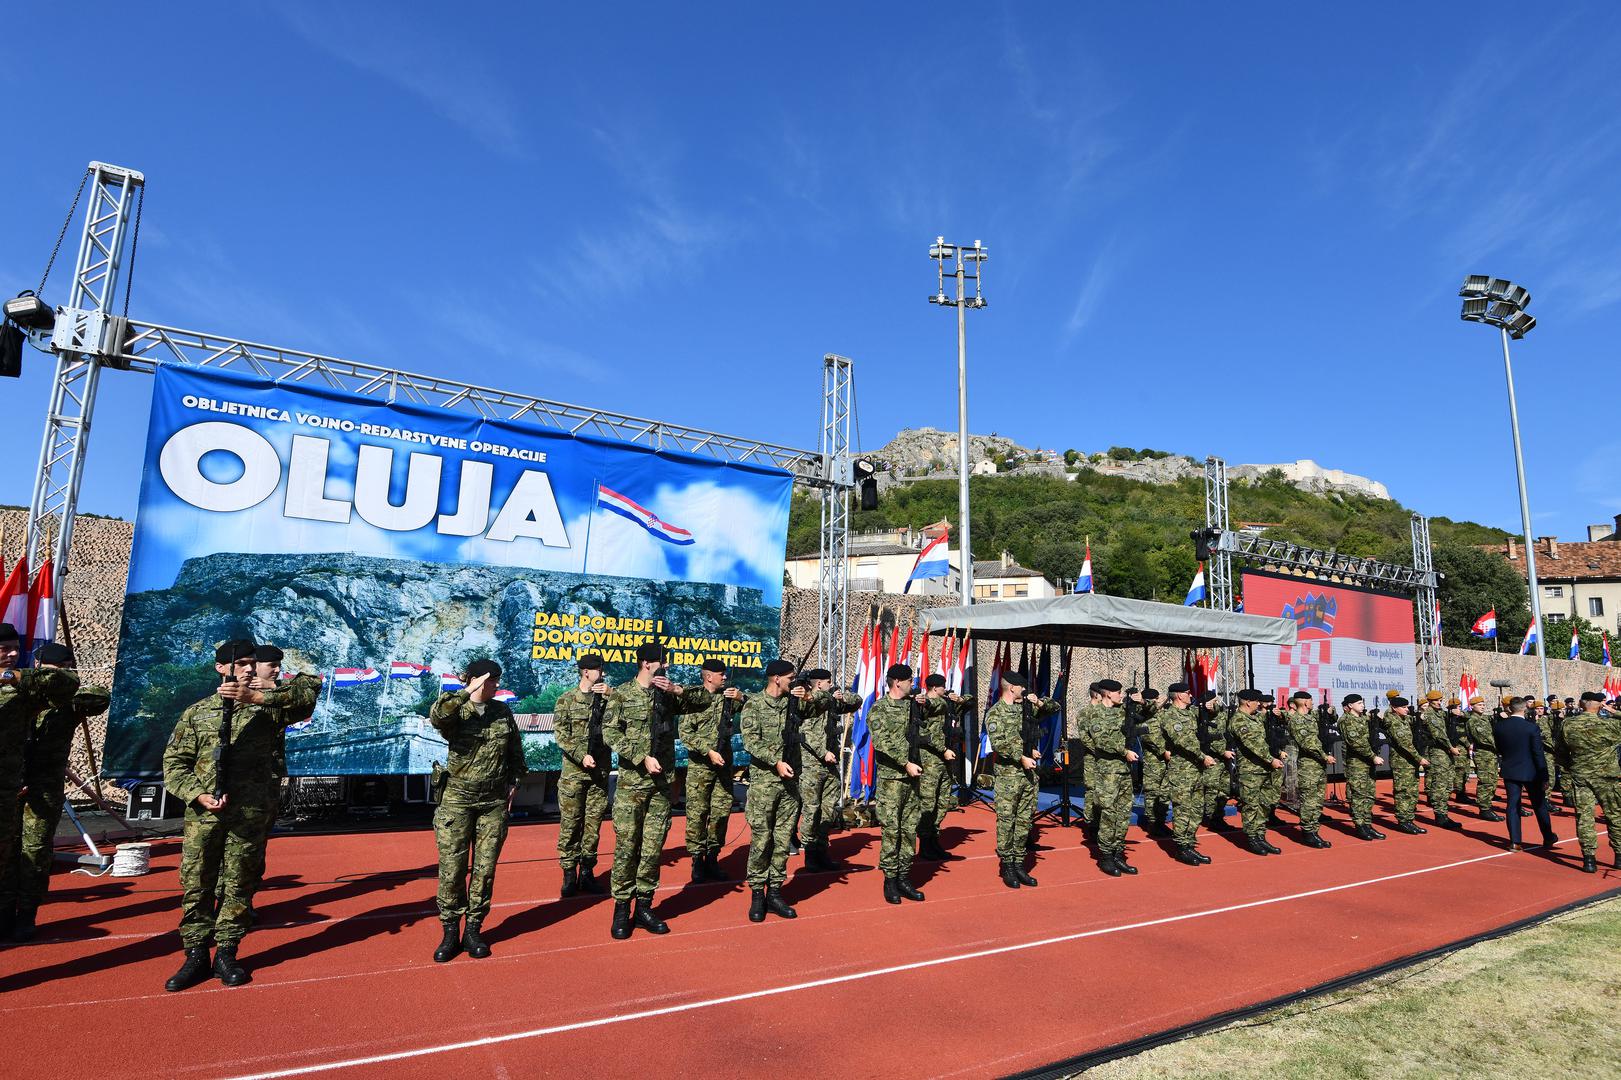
top-left (215, 640), bottom-right (257, 664)
top-left (1564, 697), bottom-right (1576, 704)
top-left (1167, 681), bottom-right (1190, 695)
top-left (636, 642), bottom-right (666, 664)
top-left (1142, 689), bottom-right (1160, 701)
top-left (254, 644), bottom-right (284, 663)
top-left (804, 668), bottom-right (832, 682)
top-left (925, 673), bottom-right (947, 688)
top-left (1389, 697), bottom-right (1410, 709)
top-left (0, 623), bottom-right (19, 643)
top-left (34, 642), bottom-right (73, 665)
top-left (1238, 689), bottom-right (1266, 702)
top-left (700, 658), bottom-right (727, 673)
top-left (764, 659), bottom-right (795, 678)
top-left (1087, 682), bottom-right (1101, 694)
top-left (1001, 670), bottom-right (1028, 688)
top-left (1342, 694), bottom-right (1363, 706)
top-left (1581, 691), bottom-right (1605, 703)
top-left (1125, 686), bottom-right (1139, 696)
top-left (1096, 679), bottom-right (1122, 693)
top-left (887, 664), bottom-right (913, 682)
top-left (1198, 690), bottom-right (1219, 704)
top-left (578, 653), bottom-right (607, 671)
top-left (464, 658), bottom-right (502, 682)
top-left (1290, 691), bottom-right (1313, 703)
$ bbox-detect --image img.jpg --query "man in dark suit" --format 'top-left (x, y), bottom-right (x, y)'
top-left (1493, 698), bottom-right (1558, 852)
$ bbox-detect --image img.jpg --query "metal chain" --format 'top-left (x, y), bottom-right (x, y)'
top-left (38, 168), bottom-right (90, 295)
top-left (122, 182), bottom-right (144, 317)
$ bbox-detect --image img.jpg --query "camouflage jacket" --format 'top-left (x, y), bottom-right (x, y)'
top-left (871, 694), bottom-right (945, 780)
top-left (25, 672), bottom-right (111, 786)
top-left (986, 696), bottom-right (1060, 764)
top-left (1077, 704), bottom-right (1131, 774)
top-left (0, 668), bottom-right (87, 790)
top-left (741, 690), bottom-right (797, 782)
top-left (1466, 710), bottom-right (1498, 754)
top-left (1138, 703), bottom-right (1168, 762)
top-left (429, 690), bottom-right (527, 801)
top-left (1420, 707), bottom-right (1457, 753)
top-left (1385, 710), bottom-right (1423, 765)
top-left (1158, 705), bottom-right (1208, 767)
top-left (553, 687), bottom-right (609, 771)
top-left (798, 688), bottom-right (858, 762)
top-left (607, 681), bottom-right (710, 778)
top-left (1286, 710), bottom-right (1329, 766)
top-left (1558, 713), bottom-right (1621, 781)
top-left (163, 675), bottom-right (322, 810)
top-left (1341, 712), bottom-right (1378, 764)
top-left (1227, 710), bottom-right (1274, 769)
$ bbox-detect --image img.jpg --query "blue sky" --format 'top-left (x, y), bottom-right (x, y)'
top-left (3, 4), bottom-right (1618, 545)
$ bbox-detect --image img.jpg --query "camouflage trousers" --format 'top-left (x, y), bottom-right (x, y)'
top-left (1205, 761), bottom-right (1232, 820)
top-left (1425, 752), bottom-right (1459, 819)
top-left (433, 797), bottom-right (509, 924)
top-left (1453, 753), bottom-right (1470, 799)
top-left (1140, 756), bottom-right (1169, 830)
top-left (684, 760), bottom-right (732, 858)
top-left (1471, 751), bottom-right (1500, 811)
top-left (745, 775), bottom-right (799, 888)
top-left (1295, 757), bottom-right (1327, 834)
top-left (993, 763), bottom-right (1036, 860)
top-left (1237, 766), bottom-right (1278, 839)
top-left (795, 760), bottom-right (837, 850)
top-left (917, 758), bottom-right (953, 841)
top-left (876, 776), bottom-right (921, 877)
top-left (610, 771), bottom-right (671, 901)
top-left (556, 762), bottom-right (610, 869)
top-left (1088, 762), bottom-right (1133, 857)
top-left (1570, 775), bottom-right (1621, 860)
top-left (0, 785), bottom-right (67, 911)
top-left (1166, 760), bottom-right (1204, 848)
top-left (178, 802), bottom-right (273, 948)
top-left (1390, 758), bottom-right (1421, 824)
top-left (1344, 757), bottom-right (1377, 827)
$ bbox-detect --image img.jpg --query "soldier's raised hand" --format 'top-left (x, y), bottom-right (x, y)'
top-left (591, 680), bottom-right (609, 696)
top-left (790, 685), bottom-right (808, 699)
top-left (723, 687), bottom-right (742, 700)
top-left (466, 672), bottom-right (492, 695)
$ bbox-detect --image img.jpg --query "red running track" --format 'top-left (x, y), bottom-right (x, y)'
top-left (1, 789), bottom-right (1614, 1080)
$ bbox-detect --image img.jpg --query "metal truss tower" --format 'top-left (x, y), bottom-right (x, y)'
top-left (1203, 456), bottom-right (1241, 692)
top-left (1411, 513), bottom-right (1442, 693)
top-left (817, 355), bottom-right (855, 682)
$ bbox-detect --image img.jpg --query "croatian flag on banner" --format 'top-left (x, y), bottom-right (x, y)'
top-left (596, 485), bottom-right (695, 546)
top-left (1519, 622), bottom-right (1538, 656)
top-left (1074, 545), bottom-right (1093, 594)
top-left (333, 667), bottom-right (382, 687)
top-left (1569, 625), bottom-right (1581, 661)
top-left (493, 689), bottom-right (518, 703)
top-left (904, 533), bottom-right (951, 593)
top-left (1470, 610), bottom-right (1497, 639)
top-left (1184, 563), bottom-right (1206, 606)
top-left (440, 673), bottom-right (466, 691)
top-left (389, 661), bottom-right (430, 679)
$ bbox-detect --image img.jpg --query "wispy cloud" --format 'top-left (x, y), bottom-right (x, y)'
top-left (272, 2), bottom-right (525, 156)
top-left (1062, 237), bottom-right (1120, 343)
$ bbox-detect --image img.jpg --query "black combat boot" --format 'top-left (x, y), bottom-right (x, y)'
top-left (164, 946), bottom-right (213, 992)
top-left (764, 886), bottom-right (797, 919)
top-left (1369, 826), bottom-right (1387, 839)
top-left (801, 843), bottom-right (827, 873)
top-left (463, 921), bottom-right (491, 959)
top-left (633, 896), bottom-right (669, 935)
top-left (706, 853), bottom-right (732, 882)
top-left (819, 844), bottom-right (850, 872)
top-left (10, 905), bottom-right (38, 942)
top-left (434, 920), bottom-right (462, 962)
top-left (1480, 809), bottom-right (1502, 822)
top-left (690, 856), bottom-right (708, 884)
top-left (213, 944), bottom-right (250, 987)
top-left (1174, 846), bottom-right (1201, 866)
top-left (1000, 860), bottom-right (1022, 889)
top-left (895, 877), bottom-right (925, 902)
top-left (1581, 855), bottom-right (1597, 874)
top-left (1192, 848), bottom-right (1212, 864)
top-left (749, 889), bottom-right (767, 922)
top-left (1114, 853), bottom-right (1138, 874)
top-left (1012, 860), bottom-right (1038, 887)
top-left (610, 900), bottom-right (632, 939)
top-left (1518, 806), bottom-right (1531, 817)
top-left (883, 877), bottom-right (901, 905)
top-left (1436, 816), bottom-right (1462, 830)
top-left (1098, 855), bottom-right (1122, 877)
top-left (1246, 836), bottom-right (1271, 856)
top-left (917, 835), bottom-right (946, 862)
top-left (1613, 851), bottom-right (1621, 869)
top-left (1354, 824), bottom-right (1378, 841)
top-left (1394, 821), bottom-right (1426, 834)
top-left (560, 866), bottom-right (579, 899)
top-left (1259, 837), bottom-right (1281, 855)
top-left (1303, 832), bottom-right (1331, 849)
top-left (578, 860), bottom-right (602, 893)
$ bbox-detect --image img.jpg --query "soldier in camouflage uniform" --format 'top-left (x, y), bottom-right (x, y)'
top-left (914, 673), bottom-right (965, 862)
top-left (606, 642), bottom-right (711, 939)
top-left (0, 623), bottom-right (37, 940)
top-left (1076, 679), bottom-right (1139, 876)
top-left (1135, 688), bottom-right (1170, 838)
top-left (1418, 691), bottom-right (1464, 830)
top-left (1558, 693), bottom-right (1621, 873)
top-left (1228, 689), bottom-right (1283, 855)
top-left (1465, 696), bottom-right (1502, 820)
top-left (161, 641), bottom-right (321, 991)
top-left (1283, 692), bottom-right (1334, 848)
top-left (1339, 695), bottom-right (1386, 840)
top-left (553, 653), bottom-right (612, 897)
top-left (1385, 696), bottom-right (1428, 834)
top-left (428, 659), bottom-right (527, 963)
top-left (1541, 698), bottom-right (1576, 815)
top-left (1447, 698), bottom-right (1469, 803)
top-left (799, 668), bottom-right (858, 871)
top-left (870, 664), bottom-right (945, 903)
top-left (1199, 692), bottom-right (1236, 829)
top-left (1157, 683), bottom-right (1215, 865)
top-left (740, 659), bottom-right (803, 921)
top-left (1075, 682), bottom-right (1103, 838)
top-left (987, 670), bottom-right (1059, 887)
top-left (682, 658), bottom-right (745, 883)
top-left (0, 642), bottom-right (110, 941)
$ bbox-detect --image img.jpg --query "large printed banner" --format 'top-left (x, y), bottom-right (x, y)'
top-left (1242, 570), bottom-right (1417, 705)
top-left (105, 365), bottom-right (793, 777)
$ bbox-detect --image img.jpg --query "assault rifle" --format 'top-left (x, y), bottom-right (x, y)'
top-left (214, 675), bottom-right (237, 799)
top-left (1264, 705), bottom-right (1289, 759)
top-left (717, 689), bottom-right (739, 770)
top-left (588, 682), bottom-right (610, 766)
top-left (1316, 703), bottom-right (1341, 750)
top-left (1444, 708), bottom-right (1466, 749)
top-left (1020, 694), bottom-right (1039, 765)
top-left (905, 692), bottom-right (924, 769)
top-left (782, 678), bottom-right (808, 780)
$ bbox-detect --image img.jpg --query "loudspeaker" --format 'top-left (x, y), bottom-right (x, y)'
top-left (0, 322), bottom-right (22, 378)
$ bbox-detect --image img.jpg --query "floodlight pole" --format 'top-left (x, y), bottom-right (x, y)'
top-left (1500, 325), bottom-right (1551, 699)
top-left (929, 238), bottom-right (987, 607)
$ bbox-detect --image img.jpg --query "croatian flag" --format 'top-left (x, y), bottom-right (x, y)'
top-left (1234, 596), bottom-right (1244, 614)
top-left (0, 556), bottom-right (28, 636)
top-left (389, 661), bottom-right (430, 679)
top-left (1074, 545), bottom-right (1093, 594)
top-left (1470, 610), bottom-right (1497, 639)
top-left (493, 689), bottom-right (518, 703)
top-left (25, 559), bottom-right (55, 658)
top-left (847, 623), bottom-right (879, 800)
top-left (1604, 632), bottom-right (1612, 667)
top-left (903, 533), bottom-right (951, 594)
top-left (1569, 625), bottom-right (1581, 661)
top-left (1459, 671), bottom-right (1478, 705)
top-left (440, 673), bottom-right (466, 691)
top-left (1519, 622), bottom-right (1538, 656)
top-left (1432, 601), bottom-right (1443, 646)
top-left (333, 667), bottom-right (382, 687)
top-left (1184, 563), bottom-right (1206, 606)
top-left (596, 485), bottom-right (694, 546)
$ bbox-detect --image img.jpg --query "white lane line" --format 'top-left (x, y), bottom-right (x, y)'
top-left (220, 838), bottom-right (1604, 1080)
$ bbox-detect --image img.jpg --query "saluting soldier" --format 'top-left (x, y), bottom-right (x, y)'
top-left (1157, 682), bottom-right (1215, 865)
top-left (682, 658), bottom-right (745, 883)
top-left (741, 659), bottom-right (803, 921)
top-left (987, 669), bottom-right (1059, 887)
top-left (1076, 679), bottom-right (1138, 876)
top-left (1339, 695), bottom-right (1386, 840)
top-left (1283, 691), bottom-right (1334, 848)
top-left (869, 664), bottom-right (944, 904)
top-left (1465, 696), bottom-right (1502, 820)
top-left (161, 641), bottom-right (321, 991)
top-left (1418, 690), bottom-right (1463, 830)
top-left (428, 659), bottom-right (527, 963)
top-left (553, 653), bottom-right (611, 898)
top-left (1385, 696), bottom-right (1427, 834)
top-left (799, 667), bottom-right (858, 871)
top-left (1558, 692), bottom-right (1621, 873)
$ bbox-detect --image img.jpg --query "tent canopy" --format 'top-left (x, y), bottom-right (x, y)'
top-left (917, 593), bottom-right (1297, 650)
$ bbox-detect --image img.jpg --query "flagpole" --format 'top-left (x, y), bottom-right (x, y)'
top-left (580, 479), bottom-right (600, 575)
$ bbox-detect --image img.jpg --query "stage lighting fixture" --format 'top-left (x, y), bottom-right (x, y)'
top-left (4, 291), bottom-right (54, 331)
top-left (1461, 297), bottom-right (1490, 321)
top-left (1459, 274), bottom-right (1492, 296)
